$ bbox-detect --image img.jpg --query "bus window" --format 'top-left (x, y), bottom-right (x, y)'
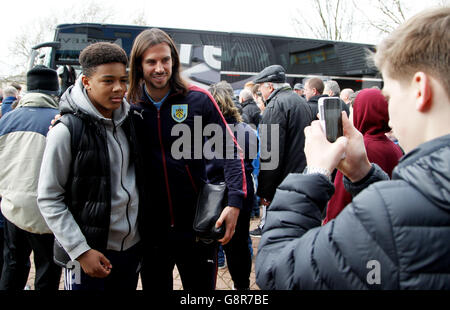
top-left (230, 35), bottom-right (270, 72)
top-left (268, 38), bottom-right (290, 70)
top-left (29, 23), bottom-right (382, 92)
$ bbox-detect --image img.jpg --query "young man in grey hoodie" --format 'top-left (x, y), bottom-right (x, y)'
top-left (38, 42), bottom-right (145, 290)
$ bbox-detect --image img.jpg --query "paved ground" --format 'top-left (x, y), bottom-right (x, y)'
top-left (25, 216), bottom-right (262, 290)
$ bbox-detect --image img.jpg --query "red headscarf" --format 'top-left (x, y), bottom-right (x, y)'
top-left (324, 88), bottom-right (404, 224)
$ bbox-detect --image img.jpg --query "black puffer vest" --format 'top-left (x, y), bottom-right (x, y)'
top-left (54, 111), bottom-right (143, 261)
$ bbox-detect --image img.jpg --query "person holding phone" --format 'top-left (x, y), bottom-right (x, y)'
top-left (256, 7), bottom-right (450, 289)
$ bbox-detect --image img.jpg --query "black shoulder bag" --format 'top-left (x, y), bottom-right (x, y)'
top-left (193, 182), bottom-right (227, 243)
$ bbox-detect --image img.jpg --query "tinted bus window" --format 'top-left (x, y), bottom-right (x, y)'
top-left (30, 23), bottom-right (382, 92)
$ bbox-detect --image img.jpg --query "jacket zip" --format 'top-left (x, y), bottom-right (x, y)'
top-left (101, 124), bottom-right (112, 249)
top-left (112, 122), bottom-right (133, 251)
top-left (157, 110), bottom-right (175, 227)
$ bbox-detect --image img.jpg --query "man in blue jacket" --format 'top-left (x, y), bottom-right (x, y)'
top-left (256, 7), bottom-right (450, 290)
top-left (0, 86), bottom-right (18, 117)
top-left (0, 65), bottom-right (61, 290)
top-left (126, 28), bottom-right (246, 290)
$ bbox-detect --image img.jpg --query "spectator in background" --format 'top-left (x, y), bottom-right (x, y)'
top-left (347, 90), bottom-right (360, 121)
top-left (256, 7), bottom-right (450, 289)
top-left (216, 80), bottom-right (242, 114)
top-left (0, 65), bottom-right (61, 290)
top-left (56, 65), bottom-right (77, 96)
top-left (323, 80), bottom-right (340, 97)
top-left (0, 198), bottom-right (4, 280)
top-left (0, 89), bottom-right (2, 273)
top-left (207, 81), bottom-right (257, 290)
top-left (251, 84), bottom-right (265, 114)
top-left (10, 83), bottom-right (22, 94)
top-left (293, 83), bottom-right (305, 98)
top-left (10, 83), bottom-right (22, 110)
top-left (250, 65), bottom-right (313, 237)
top-left (323, 80), bottom-right (350, 117)
top-left (304, 77), bottom-right (327, 119)
top-left (239, 88), bottom-right (261, 128)
top-left (323, 88), bottom-right (404, 224)
top-left (244, 81), bottom-right (255, 91)
top-left (340, 88), bottom-right (354, 106)
top-left (1, 86), bottom-right (18, 117)
top-left (249, 83), bottom-right (264, 220)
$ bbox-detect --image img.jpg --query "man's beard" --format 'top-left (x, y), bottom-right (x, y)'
top-left (146, 73), bottom-right (170, 90)
top-left (149, 79), bottom-right (169, 90)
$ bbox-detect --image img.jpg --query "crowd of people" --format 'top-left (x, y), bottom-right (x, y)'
top-left (0, 6), bottom-right (448, 291)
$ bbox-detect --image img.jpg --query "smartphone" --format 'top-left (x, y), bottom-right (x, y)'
top-left (318, 97), bottom-right (343, 143)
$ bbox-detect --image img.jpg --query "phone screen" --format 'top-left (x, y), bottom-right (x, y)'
top-left (319, 97), bottom-right (343, 143)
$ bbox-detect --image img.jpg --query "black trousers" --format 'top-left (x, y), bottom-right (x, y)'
top-left (0, 202), bottom-right (4, 279)
top-left (141, 231), bottom-right (218, 291)
top-left (0, 226), bottom-right (3, 280)
top-left (0, 218), bottom-right (61, 290)
top-left (64, 243), bottom-right (142, 291)
top-left (223, 207), bottom-right (252, 289)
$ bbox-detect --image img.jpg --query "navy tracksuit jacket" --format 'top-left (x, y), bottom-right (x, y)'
top-left (131, 85), bottom-right (246, 240)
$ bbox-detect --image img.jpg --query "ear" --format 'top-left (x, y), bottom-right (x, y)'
top-left (81, 75), bottom-right (91, 91)
top-left (413, 72), bottom-right (432, 112)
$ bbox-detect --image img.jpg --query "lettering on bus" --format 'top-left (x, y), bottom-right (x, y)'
top-left (179, 44), bottom-right (222, 71)
top-left (58, 33), bottom-right (123, 51)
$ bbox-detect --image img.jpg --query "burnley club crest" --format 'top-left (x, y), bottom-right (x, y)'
top-left (172, 104), bottom-right (188, 123)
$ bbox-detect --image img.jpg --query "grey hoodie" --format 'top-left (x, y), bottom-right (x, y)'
top-left (37, 76), bottom-right (140, 260)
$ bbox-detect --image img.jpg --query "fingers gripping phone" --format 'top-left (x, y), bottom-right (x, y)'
top-left (318, 97), bottom-right (343, 143)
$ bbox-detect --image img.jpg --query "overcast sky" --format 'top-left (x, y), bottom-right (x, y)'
top-left (1, 0), bottom-right (445, 78)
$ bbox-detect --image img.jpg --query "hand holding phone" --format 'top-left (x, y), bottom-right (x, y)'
top-left (318, 97), bottom-right (343, 143)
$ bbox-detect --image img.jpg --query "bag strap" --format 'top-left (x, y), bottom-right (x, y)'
top-left (54, 113), bottom-right (84, 159)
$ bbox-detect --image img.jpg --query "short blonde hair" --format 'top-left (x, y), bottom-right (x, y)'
top-left (244, 81), bottom-right (255, 89)
top-left (373, 7), bottom-right (450, 98)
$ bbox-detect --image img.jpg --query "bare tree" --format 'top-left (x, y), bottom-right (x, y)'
top-left (291, 0), bottom-right (355, 41)
top-left (130, 11), bottom-right (148, 26)
top-left (355, 0), bottom-right (409, 34)
top-left (355, 0), bottom-right (449, 35)
top-left (7, 1), bottom-right (117, 77)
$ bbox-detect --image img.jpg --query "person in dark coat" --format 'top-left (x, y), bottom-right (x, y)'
top-left (255, 65), bottom-right (313, 204)
top-left (239, 88), bottom-right (261, 128)
top-left (206, 82), bottom-right (258, 290)
top-left (323, 88), bottom-right (404, 224)
top-left (126, 28), bottom-right (245, 290)
top-left (304, 77), bottom-right (327, 119)
top-left (249, 65), bottom-right (313, 237)
top-left (256, 7), bottom-right (450, 289)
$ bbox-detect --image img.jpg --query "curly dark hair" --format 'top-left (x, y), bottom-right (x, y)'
top-left (79, 42), bottom-right (128, 77)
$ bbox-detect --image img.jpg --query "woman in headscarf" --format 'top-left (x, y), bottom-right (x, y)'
top-left (323, 88), bottom-right (404, 224)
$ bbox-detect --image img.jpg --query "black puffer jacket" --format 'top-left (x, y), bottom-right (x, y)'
top-left (256, 134), bottom-right (450, 289)
top-left (257, 87), bottom-right (313, 201)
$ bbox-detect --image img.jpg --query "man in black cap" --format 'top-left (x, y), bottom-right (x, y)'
top-left (293, 83), bottom-right (305, 98)
top-left (0, 65), bottom-right (61, 290)
top-left (250, 65), bottom-right (313, 237)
